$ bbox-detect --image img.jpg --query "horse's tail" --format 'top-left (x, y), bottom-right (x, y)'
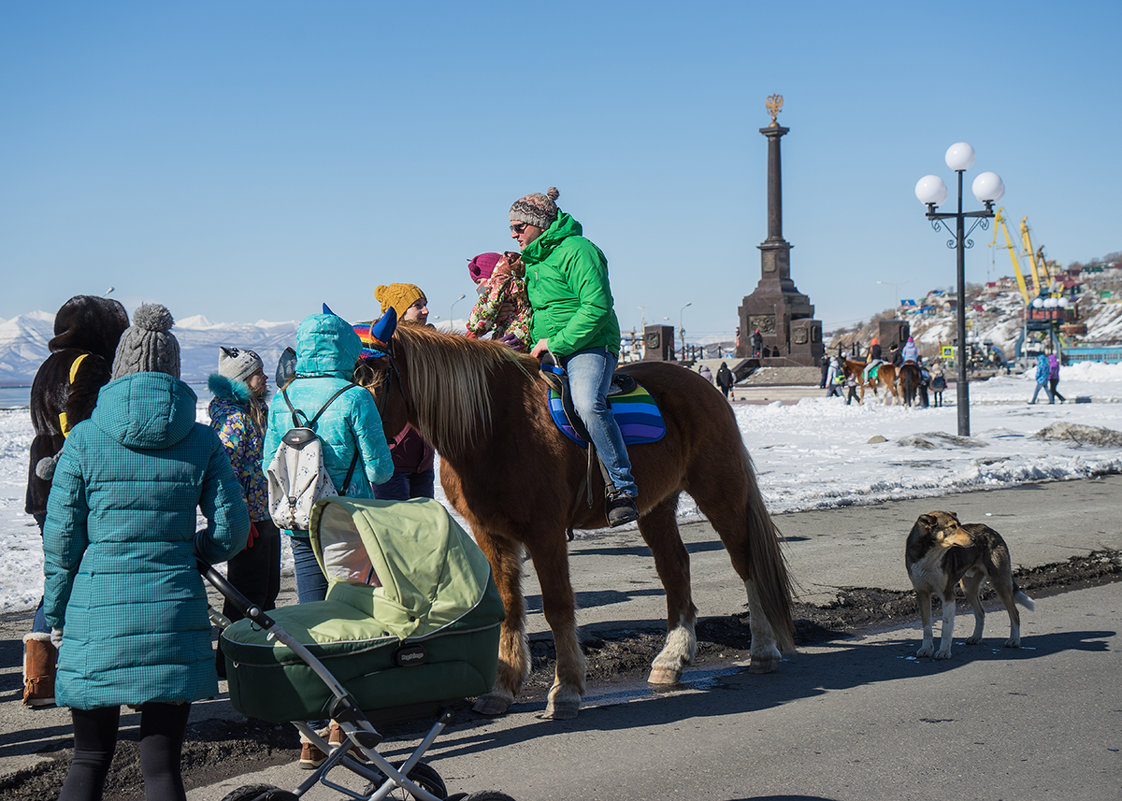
top-left (744, 465), bottom-right (796, 653)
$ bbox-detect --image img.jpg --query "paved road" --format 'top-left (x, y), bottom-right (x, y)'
top-left (2, 475), bottom-right (1119, 799)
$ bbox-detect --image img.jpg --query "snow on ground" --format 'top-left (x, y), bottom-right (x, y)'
top-left (2, 363), bottom-right (1121, 614)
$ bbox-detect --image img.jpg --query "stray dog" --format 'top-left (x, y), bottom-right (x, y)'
top-left (905, 511), bottom-right (1035, 659)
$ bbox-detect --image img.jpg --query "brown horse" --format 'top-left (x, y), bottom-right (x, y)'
top-left (362, 325), bottom-right (795, 720)
top-left (897, 362), bottom-right (922, 407)
top-left (841, 357), bottom-right (899, 404)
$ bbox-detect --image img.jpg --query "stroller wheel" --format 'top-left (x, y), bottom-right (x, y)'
top-left (462, 793), bottom-right (517, 801)
top-left (218, 784), bottom-right (297, 801)
top-left (363, 760), bottom-right (447, 800)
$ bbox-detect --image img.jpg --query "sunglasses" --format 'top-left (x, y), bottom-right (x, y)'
top-left (510, 222), bottom-right (528, 234)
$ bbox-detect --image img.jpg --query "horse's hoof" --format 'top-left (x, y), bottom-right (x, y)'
top-left (543, 699), bottom-right (580, 720)
top-left (748, 654), bottom-right (780, 674)
top-left (472, 693), bottom-right (511, 717)
top-left (647, 666), bottom-right (682, 686)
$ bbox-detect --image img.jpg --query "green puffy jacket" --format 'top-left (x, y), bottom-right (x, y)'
top-left (522, 212), bottom-right (621, 357)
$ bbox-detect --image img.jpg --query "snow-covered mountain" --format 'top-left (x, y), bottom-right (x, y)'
top-left (0, 311), bottom-right (298, 386)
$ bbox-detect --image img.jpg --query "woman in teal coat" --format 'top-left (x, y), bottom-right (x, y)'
top-left (264, 312), bottom-right (394, 604)
top-left (43, 304), bottom-right (249, 801)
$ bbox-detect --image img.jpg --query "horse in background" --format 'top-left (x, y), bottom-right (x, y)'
top-left (897, 362), bottom-right (923, 407)
top-left (841, 357), bottom-right (899, 404)
top-left (361, 324), bottom-right (795, 720)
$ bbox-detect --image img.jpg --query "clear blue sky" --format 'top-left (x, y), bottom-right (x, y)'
top-left (2, 1), bottom-right (1119, 341)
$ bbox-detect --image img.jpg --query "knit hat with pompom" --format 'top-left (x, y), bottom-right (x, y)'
top-left (509, 186), bottom-right (560, 230)
top-left (374, 283), bottom-right (426, 319)
top-left (111, 303), bottom-right (181, 379)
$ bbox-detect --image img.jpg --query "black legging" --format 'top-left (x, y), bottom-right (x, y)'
top-left (59, 702), bottom-right (191, 801)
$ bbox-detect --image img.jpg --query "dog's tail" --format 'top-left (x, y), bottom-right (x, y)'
top-left (1014, 588), bottom-right (1036, 612)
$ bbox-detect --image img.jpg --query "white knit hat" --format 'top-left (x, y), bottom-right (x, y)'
top-left (218, 346), bottom-right (263, 384)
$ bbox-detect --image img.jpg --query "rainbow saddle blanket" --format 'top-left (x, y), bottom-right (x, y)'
top-left (546, 379), bottom-right (666, 447)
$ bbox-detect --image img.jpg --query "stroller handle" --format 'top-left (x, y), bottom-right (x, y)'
top-left (196, 557), bottom-right (276, 631)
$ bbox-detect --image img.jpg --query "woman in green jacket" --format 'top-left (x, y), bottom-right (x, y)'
top-left (43, 304), bottom-right (249, 801)
top-left (510, 186), bottom-right (639, 527)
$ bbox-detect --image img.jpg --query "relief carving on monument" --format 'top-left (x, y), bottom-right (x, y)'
top-left (792, 327), bottom-right (809, 345)
top-left (748, 314), bottom-right (775, 335)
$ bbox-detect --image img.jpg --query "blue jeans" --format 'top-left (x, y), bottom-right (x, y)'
top-left (1030, 381), bottom-right (1053, 404)
top-left (290, 536), bottom-right (327, 603)
top-left (373, 469), bottom-right (436, 501)
top-left (561, 347), bottom-right (637, 498)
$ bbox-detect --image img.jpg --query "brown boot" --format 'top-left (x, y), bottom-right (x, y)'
top-left (22, 633), bottom-right (57, 708)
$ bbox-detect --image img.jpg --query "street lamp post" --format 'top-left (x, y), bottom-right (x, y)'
top-left (449, 293), bottom-right (466, 333)
top-left (915, 142), bottom-right (1004, 437)
top-left (679, 302), bottom-right (692, 360)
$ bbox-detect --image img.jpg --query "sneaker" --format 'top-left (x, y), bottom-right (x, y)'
top-left (606, 491), bottom-right (640, 527)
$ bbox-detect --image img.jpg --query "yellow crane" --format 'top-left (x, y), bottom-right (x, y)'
top-left (1018, 218), bottom-right (1050, 289)
top-left (990, 207), bottom-right (1033, 304)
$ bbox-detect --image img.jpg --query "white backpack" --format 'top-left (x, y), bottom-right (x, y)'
top-left (266, 382), bottom-right (360, 531)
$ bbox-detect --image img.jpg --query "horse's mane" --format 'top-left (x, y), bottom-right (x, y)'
top-left (391, 324), bottom-right (537, 457)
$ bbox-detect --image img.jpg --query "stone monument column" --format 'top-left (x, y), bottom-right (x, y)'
top-left (736, 95), bottom-right (824, 366)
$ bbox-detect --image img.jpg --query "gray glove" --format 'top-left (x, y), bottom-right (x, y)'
top-left (35, 455), bottom-right (60, 482)
top-left (50, 627), bottom-right (63, 651)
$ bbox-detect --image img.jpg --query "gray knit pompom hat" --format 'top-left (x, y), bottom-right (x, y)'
top-left (111, 303), bottom-right (181, 379)
top-left (509, 186), bottom-right (560, 230)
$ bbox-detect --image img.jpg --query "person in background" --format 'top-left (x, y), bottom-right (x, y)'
top-left (862, 337), bottom-right (882, 382)
top-left (716, 362), bottom-right (734, 400)
top-left (368, 284), bottom-right (438, 500)
top-left (698, 363), bottom-right (713, 384)
top-left (207, 347), bottom-right (280, 639)
top-left (752, 329), bottom-right (763, 357)
top-left (931, 370), bottom-right (947, 407)
top-left (1048, 353), bottom-right (1066, 404)
top-left (465, 251), bottom-right (533, 350)
top-left (510, 186), bottom-right (639, 526)
top-left (23, 295), bottom-right (129, 709)
top-left (1030, 353), bottom-right (1052, 404)
top-left (825, 356), bottom-right (843, 398)
top-left (902, 336), bottom-right (918, 363)
top-left (845, 367), bottom-right (860, 405)
top-left (44, 304), bottom-right (249, 801)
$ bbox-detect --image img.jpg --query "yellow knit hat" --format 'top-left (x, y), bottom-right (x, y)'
top-left (374, 283), bottom-right (426, 318)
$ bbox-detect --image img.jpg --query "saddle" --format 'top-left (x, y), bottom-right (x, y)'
top-left (538, 358), bottom-right (665, 535)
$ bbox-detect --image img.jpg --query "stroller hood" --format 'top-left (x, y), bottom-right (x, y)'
top-left (310, 497), bottom-right (496, 640)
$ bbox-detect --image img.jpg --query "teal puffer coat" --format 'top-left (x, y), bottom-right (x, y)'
top-left (264, 314), bottom-right (394, 538)
top-left (43, 372), bottom-right (249, 710)
top-left (522, 212), bottom-right (622, 357)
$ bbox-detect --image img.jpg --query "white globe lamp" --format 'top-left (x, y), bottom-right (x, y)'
top-left (971, 171), bottom-right (1005, 204)
top-left (915, 175), bottom-right (948, 207)
top-left (945, 142), bottom-right (976, 171)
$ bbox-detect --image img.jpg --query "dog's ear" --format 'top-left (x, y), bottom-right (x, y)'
top-left (948, 511), bottom-right (960, 522)
top-left (917, 513), bottom-right (936, 529)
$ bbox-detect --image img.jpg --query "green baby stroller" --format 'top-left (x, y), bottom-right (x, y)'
top-left (202, 497), bottom-right (511, 801)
